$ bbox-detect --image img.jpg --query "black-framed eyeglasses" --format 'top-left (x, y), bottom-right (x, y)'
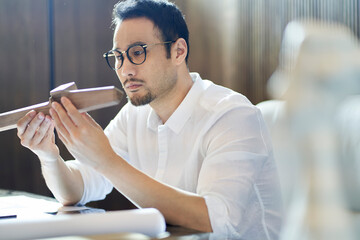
top-left (103, 41), bottom-right (175, 70)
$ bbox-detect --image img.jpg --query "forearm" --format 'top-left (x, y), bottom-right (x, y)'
top-left (40, 156), bottom-right (84, 206)
top-left (100, 156), bottom-right (212, 232)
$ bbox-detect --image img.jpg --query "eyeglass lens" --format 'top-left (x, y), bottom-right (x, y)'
top-left (107, 45), bottom-right (146, 70)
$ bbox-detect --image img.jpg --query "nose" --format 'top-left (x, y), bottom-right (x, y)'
top-left (119, 55), bottom-right (136, 78)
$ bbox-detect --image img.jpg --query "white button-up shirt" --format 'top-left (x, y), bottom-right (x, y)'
top-left (71, 73), bottom-right (282, 239)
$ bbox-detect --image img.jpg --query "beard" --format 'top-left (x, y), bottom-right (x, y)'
top-left (123, 78), bottom-right (154, 106)
top-left (125, 71), bottom-right (177, 107)
top-left (128, 91), bottom-right (154, 106)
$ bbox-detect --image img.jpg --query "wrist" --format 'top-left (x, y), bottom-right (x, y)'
top-left (97, 152), bottom-right (125, 176)
top-left (38, 154), bottom-right (61, 167)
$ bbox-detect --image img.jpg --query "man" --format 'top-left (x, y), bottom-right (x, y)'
top-left (17, 0), bottom-right (282, 239)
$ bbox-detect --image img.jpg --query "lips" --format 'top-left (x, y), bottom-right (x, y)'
top-left (126, 83), bottom-right (143, 92)
top-left (124, 79), bottom-right (144, 92)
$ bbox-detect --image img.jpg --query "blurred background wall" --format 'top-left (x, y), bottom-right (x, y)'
top-left (0, 0), bottom-right (359, 210)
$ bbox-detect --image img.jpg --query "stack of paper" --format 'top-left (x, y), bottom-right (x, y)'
top-left (0, 195), bottom-right (61, 218)
top-left (0, 195), bottom-right (166, 239)
top-left (0, 208), bottom-right (166, 239)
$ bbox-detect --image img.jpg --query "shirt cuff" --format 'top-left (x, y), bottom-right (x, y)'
top-left (203, 194), bottom-right (230, 237)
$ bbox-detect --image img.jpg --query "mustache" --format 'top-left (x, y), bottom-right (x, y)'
top-left (123, 78), bottom-right (145, 86)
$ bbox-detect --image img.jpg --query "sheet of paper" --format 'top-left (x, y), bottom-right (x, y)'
top-left (0, 195), bottom-right (62, 218)
top-left (0, 208), bottom-right (166, 239)
top-left (0, 195), bottom-right (101, 217)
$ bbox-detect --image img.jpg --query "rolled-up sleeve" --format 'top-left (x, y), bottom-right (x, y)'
top-left (67, 160), bottom-right (113, 205)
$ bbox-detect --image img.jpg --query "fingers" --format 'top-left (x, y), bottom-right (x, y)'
top-left (42, 119), bottom-right (55, 144)
top-left (51, 96), bottom-right (101, 132)
top-left (51, 97), bottom-right (86, 143)
top-left (59, 97), bottom-right (84, 127)
top-left (49, 104), bottom-right (69, 140)
top-left (19, 112), bottom-right (45, 141)
top-left (17, 111), bottom-right (52, 148)
top-left (51, 97), bottom-right (87, 138)
top-left (17, 110), bottom-right (36, 137)
top-left (50, 97), bottom-right (102, 151)
top-left (32, 115), bottom-right (53, 146)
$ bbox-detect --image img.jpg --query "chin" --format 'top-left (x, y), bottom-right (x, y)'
top-left (129, 92), bottom-right (154, 106)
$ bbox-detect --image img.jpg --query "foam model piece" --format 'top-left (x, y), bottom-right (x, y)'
top-left (0, 82), bottom-right (123, 132)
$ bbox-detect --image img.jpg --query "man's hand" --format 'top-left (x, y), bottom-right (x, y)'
top-left (49, 97), bottom-right (116, 170)
top-left (17, 110), bottom-right (59, 162)
top-left (16, 100), bottom-right (87, 206)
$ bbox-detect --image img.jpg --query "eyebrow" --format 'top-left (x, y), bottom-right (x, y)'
top-left (113, 41), bottom-right (147, 51)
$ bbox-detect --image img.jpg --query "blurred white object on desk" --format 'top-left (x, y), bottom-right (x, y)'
top-left (259, 20), bottom-right (360, 240)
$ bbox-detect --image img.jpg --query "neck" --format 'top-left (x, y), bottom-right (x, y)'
top-left (150, 71), bottom-right (193, 124)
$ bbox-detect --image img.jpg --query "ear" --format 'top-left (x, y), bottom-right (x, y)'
top-left (171, 38), bottom-right (188, 65)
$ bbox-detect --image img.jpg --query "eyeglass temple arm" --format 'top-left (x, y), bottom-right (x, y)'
top-left (103, 49), bottom-right (127, 58)
top-left (103, 52), bottom-right (115, 57)
top-left (0, 83), bottom-right (124, 132)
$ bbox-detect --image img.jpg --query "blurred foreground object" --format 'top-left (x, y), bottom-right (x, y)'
top-left (258, 20), bottom-right (360, 240)
top-left (0, 82), bottom-right (123, 132)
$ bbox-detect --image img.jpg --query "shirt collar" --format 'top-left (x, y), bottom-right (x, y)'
top-left (147, 72), bottom-right (206, 134)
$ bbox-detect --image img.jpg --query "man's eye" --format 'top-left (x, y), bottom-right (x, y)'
top-left (133, 50), bottom-right (144, 56)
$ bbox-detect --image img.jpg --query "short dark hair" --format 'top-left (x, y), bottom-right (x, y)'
top-left (112, 0), bottom-right (189, 63)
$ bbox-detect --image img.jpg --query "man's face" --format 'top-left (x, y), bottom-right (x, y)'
top-left (113, 17), bottom-right (177, 106)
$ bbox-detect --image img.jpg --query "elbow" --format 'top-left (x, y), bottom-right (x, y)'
top-left (60, 199), bottom-right (78, 206)
top-left (53, 193), bottom-right (81, 206)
